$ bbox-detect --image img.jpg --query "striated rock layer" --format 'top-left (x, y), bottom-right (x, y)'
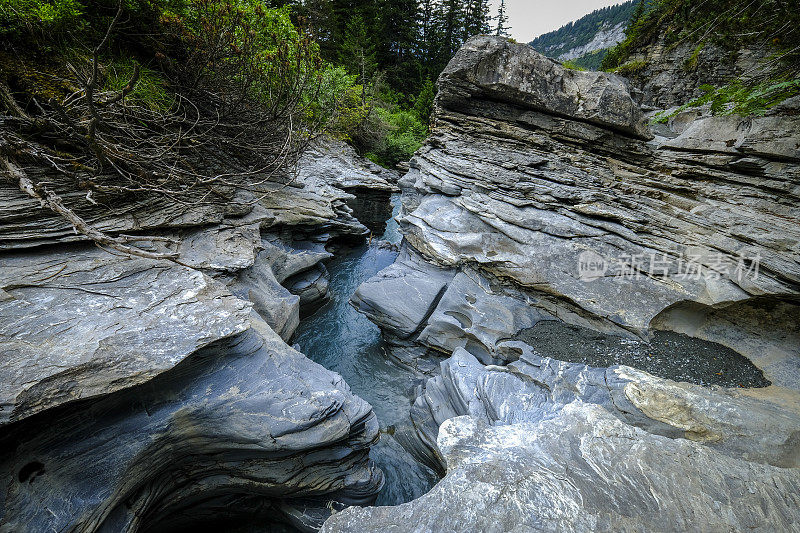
top-left (335, 36), bottom-right (800, 532)
top-left (0, 138), bottom-right (397, 532)
top-left (353, 36), bottom-right (800, 387)
top-left (324, 350), bottom-right (800, 533)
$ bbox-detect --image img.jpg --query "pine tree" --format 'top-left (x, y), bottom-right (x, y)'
top-left (435, 0), bottom-right (467, 65)
top-left (495, 0), bottom-right (510, 37)
top-left (339, 15), bottom-right (378, 103)
top-left (378, 0), bottom-right (423, 93)
top-left (464, 0), bottom-right (491, 38)
top-left (629, 0), bottom-right (646, 30)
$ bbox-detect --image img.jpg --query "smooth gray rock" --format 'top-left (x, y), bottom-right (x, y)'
top-left (350, 246), bottom-right (455, 339)
top-left (661, 112), bottom-right (800, 161)
top-left (344, 35), bottom-right (800, 533)
top-left (324, 403), bottom-right (800, 533)
top-left (0, 136), bottom-right (397, 532)
top-left (0, 136), bottom-right (372, 250)
top-left (325, 346), bottom-right (800, 532)
top-left (355, 36), bottom-right (799, 352)
top-left (401, 347), bottom-right (800, 475)
top-left (0, 315), bottom-right (383, 533)
top-left (0, 245), bottom-right (252, 425)
top-left (438, 36), bottom-right (652, 139)
top-left (298, 137), bottom-right (399, 192)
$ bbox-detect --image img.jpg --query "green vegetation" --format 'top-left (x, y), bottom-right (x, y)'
top-left (562, 60), bottom-right (586, 71)
top-left (602, 0), bottom-right (800, 76)
top-left (566, 49), bottom-right (607, 71)
top-left (0, 0), bottom-right (84, 37)
top-left (683, 43), bottom-right (704, 72)
top-left (2, 0), bottom-right (514, 170)
top-left (530, 1), bottom-right (637, 59)
top-left (652, 78), bottom-right (800, 123)
top-left (609, 59), bottom-right (647, 75)
top-left (102, 58), bottom-right (172, 111)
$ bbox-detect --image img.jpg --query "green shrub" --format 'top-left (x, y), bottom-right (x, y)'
top-left (651, 78), bottom-right (800, 123)
top-left (562, 60), bottom-right (586, 71)
top-left (610, 60), bottom-right (647, 75)
top-left (683, 43), bottom-right (703, 71)
top-left (412, 78), bottom-right (435, 125)
top-left (365, 106), bottom-right (426, 167)
top-left (310, 66), bottom-right (370, 140)
top-left (0, 0), bottom-right (85, 36)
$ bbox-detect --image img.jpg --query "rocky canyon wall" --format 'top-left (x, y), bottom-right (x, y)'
top-left (0, 138), bottom-right (397, 532)
top-left (327, 36), bottom-right (800, 532)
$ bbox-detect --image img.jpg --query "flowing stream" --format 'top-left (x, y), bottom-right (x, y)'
top-left (292, 195), bottom-right (439, 506)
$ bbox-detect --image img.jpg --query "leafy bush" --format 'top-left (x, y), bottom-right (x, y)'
top-left (610, 60), bottom-right (647, 75)
top-left (562, 60), bottom-right (586, 71)
top-left (412, 79), bottom-right (435, 125)
top-left (361, 106), bottom-right (426, 167)
top-left (0, 0), bottom-right (84, 36)
top-left (310, 66), bottom-right (370, 141)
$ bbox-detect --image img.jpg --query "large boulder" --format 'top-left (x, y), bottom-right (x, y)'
top-left (437, 35), bottom-right (652, 138)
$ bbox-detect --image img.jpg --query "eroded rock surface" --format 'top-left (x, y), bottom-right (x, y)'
top-left (354, 36), bottom-right (800, 385)
top-left (338, 36), bottom-right (800, 532)
top-left (324, 402), bottom-right (800, 533)
top-left (0, 137), bottom-right (393, 531)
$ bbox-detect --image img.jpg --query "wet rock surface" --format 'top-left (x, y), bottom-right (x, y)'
top-left (0, 137), bottom-right (394, 531)
top-left (334, 37), bottom-right (800, 532)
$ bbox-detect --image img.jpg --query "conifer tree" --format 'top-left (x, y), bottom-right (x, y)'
top-left (495, 0), bottom-right (510, 37)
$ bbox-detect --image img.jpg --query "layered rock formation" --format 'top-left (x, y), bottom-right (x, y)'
top-left (332, 36), bottom-right (800, 531)
top-left (324, 351), bottom-right (800, 532)
top-left (0, 138), bottom-right (397, 531)
top-left (618, 37), bottom-right (775, 109)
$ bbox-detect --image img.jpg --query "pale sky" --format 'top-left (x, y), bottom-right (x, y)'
top-left (489, 0), bottom-right (629, 43)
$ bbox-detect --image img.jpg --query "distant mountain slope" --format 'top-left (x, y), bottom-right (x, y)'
top-left (529, 2), bottom-right (637, 69)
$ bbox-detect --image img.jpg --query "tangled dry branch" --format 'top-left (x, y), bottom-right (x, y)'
top-left (1, 1), bottom-right (329, 260)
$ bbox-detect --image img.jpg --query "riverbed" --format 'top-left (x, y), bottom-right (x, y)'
top-left (292, 196), bottom-right (438, 506)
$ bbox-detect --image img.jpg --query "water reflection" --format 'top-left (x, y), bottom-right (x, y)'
top-left (293, 195), bottom-right (438, 506)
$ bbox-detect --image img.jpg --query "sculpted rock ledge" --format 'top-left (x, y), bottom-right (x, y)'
top-left (336, 36), bottom-right (800, 532)
top-left (0, 138), bottom-right (392, 532)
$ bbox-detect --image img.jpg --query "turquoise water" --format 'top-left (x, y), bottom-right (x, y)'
top-left (292, 195), bottom-right (438, 506)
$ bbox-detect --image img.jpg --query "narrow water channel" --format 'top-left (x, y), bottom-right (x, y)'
top-left (292, 195), bottom-right (439, 506)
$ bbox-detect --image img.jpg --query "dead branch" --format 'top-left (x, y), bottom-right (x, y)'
top-left (1, 156), bottom-right (178, 261)
top-left (0, 0), bottom-right (342, 263)
top-left (0, 82), bottom-right (29, 120)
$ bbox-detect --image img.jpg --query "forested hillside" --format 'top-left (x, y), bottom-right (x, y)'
top-left (270, 0), bottom-right (500, 165)
top-left (529, 1), bottom-right (636, 69)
